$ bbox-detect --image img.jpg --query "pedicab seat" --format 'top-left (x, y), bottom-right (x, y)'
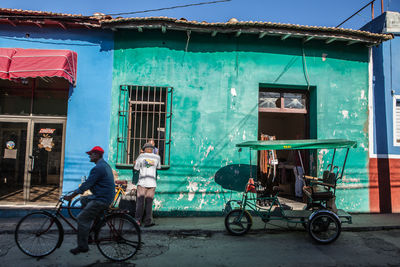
top-left (303, 169), bottom-right (337, 201)
top-left (302, 186), bottom-right (333, 200)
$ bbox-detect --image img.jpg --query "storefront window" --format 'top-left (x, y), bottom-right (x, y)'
top-left (33, 78), bottom-right (69, 115)
top-left (0, 79), bottom-right (32, 115)
top-left (0, 78), bottom-right (68, 116)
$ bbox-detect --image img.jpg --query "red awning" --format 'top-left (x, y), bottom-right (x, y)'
top-left (0, 48), bottom-right (77, 85)
top-left (0, 48), bottom-right (16, 80)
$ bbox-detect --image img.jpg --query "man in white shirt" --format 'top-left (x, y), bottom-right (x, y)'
top-left (134, 142), bottom-right (161, 227)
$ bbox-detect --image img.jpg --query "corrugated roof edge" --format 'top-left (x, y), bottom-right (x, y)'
top-left (100, 16), bottom-right (393, 44)
top-left (0, 8), bottom-right (393, 43)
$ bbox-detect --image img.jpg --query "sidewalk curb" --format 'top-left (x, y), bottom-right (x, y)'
top-left (4, 225), bottom-right (400, 236)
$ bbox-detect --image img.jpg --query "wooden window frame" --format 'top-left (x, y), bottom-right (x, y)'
top-left (259, 88), bottom-right (308, 114)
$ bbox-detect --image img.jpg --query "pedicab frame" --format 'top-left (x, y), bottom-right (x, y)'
top-left (224, 139), bottom-right (357, 244)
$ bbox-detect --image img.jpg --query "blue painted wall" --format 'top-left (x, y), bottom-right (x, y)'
top-left (0, 25), bottom-right (114, 193)
top-left (362, 12), bottom-right (400, 155)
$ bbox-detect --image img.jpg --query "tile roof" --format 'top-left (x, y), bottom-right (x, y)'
top-left (101, 16), bottom-right (393, 45)
top-left (0, 7), bottom-right (393, 44)
top-left (0, 7), bottom-right (104, 27)
top-left (0, 7), bottom-right (86, 18)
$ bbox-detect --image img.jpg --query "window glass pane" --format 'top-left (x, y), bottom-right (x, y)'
top-left (33, 78), bottom-right (69, 116)
top-left (259, 92), bottom-right (280, 108)
top-left (0, 79), bottom-right (32, 115)
top-left (0, 78), bottom-right (69, 116)
top-left (283, 93), bottom-right (306, 109)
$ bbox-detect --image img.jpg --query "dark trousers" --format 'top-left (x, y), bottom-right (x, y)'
top-left (77, 197), bottom-right (108, 250)
top-left (135, 185), bottom-right (155, 225)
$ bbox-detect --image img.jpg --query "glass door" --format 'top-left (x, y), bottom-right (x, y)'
top-left (27, 121), bottom-right (65, 203)
top-left (0, 121), bottom-right (28, 202)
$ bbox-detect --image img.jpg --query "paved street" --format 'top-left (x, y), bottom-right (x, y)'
top-left (2, 229), bottom-right (400, 267)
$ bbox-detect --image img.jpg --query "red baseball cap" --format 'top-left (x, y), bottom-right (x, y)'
top-left (86, 146), bottom-right (104, 155)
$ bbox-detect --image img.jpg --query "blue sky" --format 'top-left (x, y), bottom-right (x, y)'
top-left (1, 0), bottom-right (400, 30)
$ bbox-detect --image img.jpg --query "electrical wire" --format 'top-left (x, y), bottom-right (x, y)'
top-left (107, 0), bottom-right (232, 16)
top-left (301, 45), bottom-right (311, 90)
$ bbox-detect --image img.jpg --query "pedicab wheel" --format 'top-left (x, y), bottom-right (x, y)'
top-left (301, 203), bottom-right (325, 229)
top-left (307, 211), bottom-right (341, 244)
top-left (225, 209), bottom-right (252, 236)
top-left (96, 213), bottom-right (141, 261)
top-left (15, 211), bottom-right (62, 257)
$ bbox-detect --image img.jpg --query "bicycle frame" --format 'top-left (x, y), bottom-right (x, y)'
top-left (110, 182), bottom-right (127, 208)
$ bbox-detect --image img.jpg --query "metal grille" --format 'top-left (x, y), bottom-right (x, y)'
top-left (117, 85), bottom-right (173, 166)
top-left (395, 99), bottom-right (400, 143)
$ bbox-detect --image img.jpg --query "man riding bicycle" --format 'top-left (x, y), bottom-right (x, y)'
top-left (64, 146), bottom-right (115, 255)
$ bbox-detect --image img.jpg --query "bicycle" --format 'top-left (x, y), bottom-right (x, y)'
top-left (15, 194), bottom-right (141, 261)
top-left (68, 180), bottom-right (129, 221)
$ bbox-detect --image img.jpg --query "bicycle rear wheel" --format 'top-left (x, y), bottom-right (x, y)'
top-left (15, 211), bottom-right (62, 257)
top-left (96, 213), bottom-right (141, 261)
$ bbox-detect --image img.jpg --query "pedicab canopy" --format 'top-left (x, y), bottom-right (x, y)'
top-left (236, 139), bottom-right (357, 150)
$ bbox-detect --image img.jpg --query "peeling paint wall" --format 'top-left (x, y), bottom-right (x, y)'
top-left (110, 30), bottom-right (370, 213)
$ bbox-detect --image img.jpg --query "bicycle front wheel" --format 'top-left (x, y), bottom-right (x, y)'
top-left (67, 195), bottom-right (82, 221)
top-left (96, 213), bottom-right (141, 261)
top-left (225, 209), bottom-right (252, 236)
top-left (15, 211), bottom-right (62, 257)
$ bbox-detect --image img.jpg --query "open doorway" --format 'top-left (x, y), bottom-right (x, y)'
top-left (258, 88), bottom-right (309, 199)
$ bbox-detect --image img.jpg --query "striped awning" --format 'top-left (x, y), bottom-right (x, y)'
top-left (0, 48), bottom-right (77, 85)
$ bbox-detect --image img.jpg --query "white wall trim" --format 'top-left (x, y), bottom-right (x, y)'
top-left (368, 47), bottom-right (375, 157)
top-left (393, 95), bottom-right (400, 146)
top-left (369, 153), bottom-right (400, 159)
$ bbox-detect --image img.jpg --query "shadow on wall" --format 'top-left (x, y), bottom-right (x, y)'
top-left (0, 25), bottom-right (114, 51)
top-left (115, 29), bottom-right (369, 63)
top-left (214, 164), bottom-right (257, 192)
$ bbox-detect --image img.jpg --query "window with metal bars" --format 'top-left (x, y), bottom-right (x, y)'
top-left (117, 85), bottom-right (173, 167)
top-left (394, 96), bottom-right (400, 146)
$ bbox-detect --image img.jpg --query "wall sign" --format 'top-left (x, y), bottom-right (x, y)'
top-left (39, 128), bottom-right (56, 134)
top-left (38, 129), bottom-right (56, 152)
top-left (6, 141), bottom-right (15, 150)
top-left (4, 149), bottom-right (17, 159)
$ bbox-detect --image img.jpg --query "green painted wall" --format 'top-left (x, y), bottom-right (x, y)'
top-left (109, 30), bottom-right (370, 213)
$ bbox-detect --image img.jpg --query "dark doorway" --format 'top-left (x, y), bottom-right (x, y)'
top-left (258, 88), bottom-right (309, 198)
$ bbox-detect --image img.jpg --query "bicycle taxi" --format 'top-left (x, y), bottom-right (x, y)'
top-left (224, 139), bottom-right (356, 244)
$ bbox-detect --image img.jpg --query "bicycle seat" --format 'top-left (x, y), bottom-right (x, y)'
top-left (115, 180), bottom-right (128, 185)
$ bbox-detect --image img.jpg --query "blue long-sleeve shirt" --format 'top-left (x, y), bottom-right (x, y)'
top-left (75, 158), bottom-right (115, 205)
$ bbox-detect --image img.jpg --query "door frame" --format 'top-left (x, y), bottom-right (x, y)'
top-left (0, 115), bottom-right (66, 204)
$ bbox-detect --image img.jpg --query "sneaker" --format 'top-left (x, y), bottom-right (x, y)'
top-left (70, 247), bottom-right (89, 255)
top-left (144, 222), bottom-right (155, 228)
